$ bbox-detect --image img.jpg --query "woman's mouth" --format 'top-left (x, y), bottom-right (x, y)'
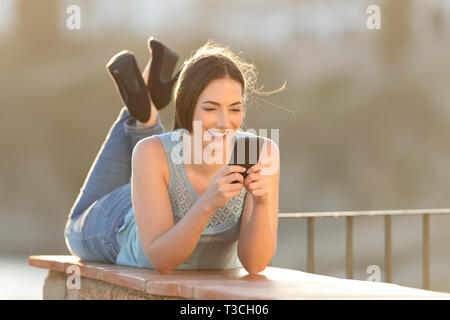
top-left (208, 129), bottom-right (232, 140)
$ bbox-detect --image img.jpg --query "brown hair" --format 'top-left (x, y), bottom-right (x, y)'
top-left (173, 40), bottom-right (259, 132)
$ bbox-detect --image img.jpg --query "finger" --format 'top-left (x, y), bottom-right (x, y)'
top-left (249, 188), bottom-right (268, 198)
top-left (251, 189), bottom-right (268, 197)
top-left (224, 180), bottom-right (244, 191)
top-left (224, 165), bottom-right (247, 175)
top-left (246, 163), bottom-right (262, 175)
top-left (225, 172), bottom-right (244, 184)
top-left (224, 182), bottom-right (243, 193)
top-left (244, 172), bottom-right (262, 185)
top-left (247, 180), bottom-right (266, 192)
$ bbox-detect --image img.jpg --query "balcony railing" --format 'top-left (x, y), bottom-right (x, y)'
top-left (279, 208), bottom-right (450, 290)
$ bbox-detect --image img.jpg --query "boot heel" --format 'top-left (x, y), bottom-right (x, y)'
top-left (147, 37), bottom-right (180, 110)
top-left (106, 50), bottom-right (151, 123)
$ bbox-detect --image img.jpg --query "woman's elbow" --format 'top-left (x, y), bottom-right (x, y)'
top-left (151, 258), bottom-right (174, 274)
top-left (146, 248), bottom-right (173, 274)
top-left (243, 263), bottom-right (267, 275)
top-left (149, 259), bottom-right (174, 275)
top-left (155, 266), bottom-right (173, 275)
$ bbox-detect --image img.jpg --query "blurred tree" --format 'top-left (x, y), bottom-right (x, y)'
top-left (15, 0), bottom-right (60, 48)
top-left (431, 5), bottom-right (445, 39)
top-left (379, 0), bottom-right (411, 65)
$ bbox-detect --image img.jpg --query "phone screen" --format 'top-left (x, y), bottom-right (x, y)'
top-left (228, 136), bottom-right (264, 183)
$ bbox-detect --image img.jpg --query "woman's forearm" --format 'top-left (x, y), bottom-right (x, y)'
top-left (237, 201), bottom-right (276, 274)
top-left (146, 198), bottom-right (215, 274)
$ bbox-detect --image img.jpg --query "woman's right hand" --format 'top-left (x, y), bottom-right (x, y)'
top-left (200, 165), bottom-right (246, 212)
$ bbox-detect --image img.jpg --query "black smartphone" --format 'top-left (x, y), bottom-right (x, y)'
top-left (228, 136), bottom-right (264, 183)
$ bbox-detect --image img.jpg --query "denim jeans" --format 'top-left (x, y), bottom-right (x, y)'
top-left (64, 107), bottom-right (164, 263)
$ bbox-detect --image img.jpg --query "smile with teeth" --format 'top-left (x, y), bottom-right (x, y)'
top-left (208, 129), bottom-right (232, 138)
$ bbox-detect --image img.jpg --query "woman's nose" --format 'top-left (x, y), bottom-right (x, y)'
top-left (216, 110), bottom-right (231, 128)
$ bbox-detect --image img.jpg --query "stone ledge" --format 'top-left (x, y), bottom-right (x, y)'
top-left (43, 271), bottom-right (183, 300)
top-left (29, 255), bottom-right (450, 300)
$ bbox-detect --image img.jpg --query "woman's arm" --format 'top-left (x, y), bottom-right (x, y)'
top-left (132, 137), bottom-right (245, 274)
top-left (237, 139), bottom-right (280, 274)
top-left (132, 138), bottom-right (214, 274)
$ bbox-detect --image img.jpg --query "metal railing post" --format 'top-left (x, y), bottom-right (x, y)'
top-left (278, 209), bottom-right (450, 288)
top-left (423, 214), bottom-right (430, 290)
top-left (346, 216), bottom-right (353, 279)
top-left (385, 215), bottom-right (392, 283)
top-left (307, 217), bottom-right (314, 274)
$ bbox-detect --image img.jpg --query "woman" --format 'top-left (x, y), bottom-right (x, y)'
top-left (64, 40), bottom-right (280, 275)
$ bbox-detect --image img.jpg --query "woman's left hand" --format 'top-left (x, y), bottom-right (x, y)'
top-left (243, 163), bottom-right (269, 204)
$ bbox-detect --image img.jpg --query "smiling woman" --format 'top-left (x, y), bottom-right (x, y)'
top-left (173, 40), bottom-right (257, 133)
top-left (64, 39), bottom-right (282, 275)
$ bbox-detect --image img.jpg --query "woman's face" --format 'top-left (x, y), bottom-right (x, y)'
top-left (191, 77), bottom-right (243, 149)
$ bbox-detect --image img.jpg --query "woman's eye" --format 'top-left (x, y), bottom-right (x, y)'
top-left (202, 107), bottom-right (241, 112)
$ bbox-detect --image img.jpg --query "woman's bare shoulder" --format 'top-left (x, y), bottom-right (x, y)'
top-left (132, 135), bottom-right (170, 185)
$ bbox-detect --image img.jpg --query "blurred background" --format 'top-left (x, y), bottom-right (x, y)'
top-left (1, 0), bottom-right (450, 299)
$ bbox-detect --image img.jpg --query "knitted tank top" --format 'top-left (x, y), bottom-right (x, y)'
top-left (116, 130), bottom-right (254, 270)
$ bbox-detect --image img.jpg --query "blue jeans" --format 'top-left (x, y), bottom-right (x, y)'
top-left (64, 107), bottom-right (164, 263)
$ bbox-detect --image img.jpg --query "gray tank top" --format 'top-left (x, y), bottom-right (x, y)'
top-left (116, 130), bottom-right (253, 270)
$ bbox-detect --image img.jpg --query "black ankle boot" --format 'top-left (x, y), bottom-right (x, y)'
top-left (146, 37), bottom-right (180, 110)
top-left (106, 50), bottom-right (151, 123)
